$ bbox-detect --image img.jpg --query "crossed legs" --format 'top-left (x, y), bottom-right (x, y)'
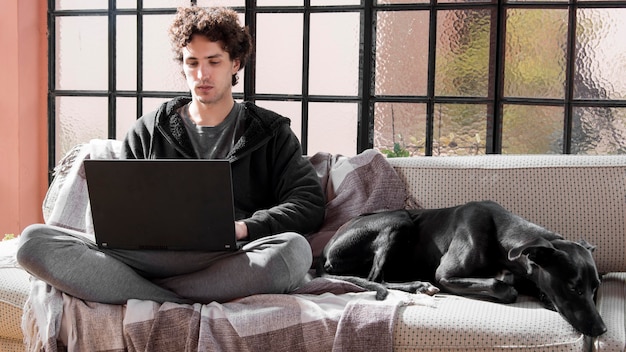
top-left (17, 224), bottom-right (312, 304)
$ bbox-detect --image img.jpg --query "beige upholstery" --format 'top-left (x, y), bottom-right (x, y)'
top-left (2, 150), bottom-right (626, 351)
top-left (388, 155), bottom-right (626, 273)
top-left (388, 155), bottom-right (626, 351)
top-left (0, 265), bottom-right (31, 351)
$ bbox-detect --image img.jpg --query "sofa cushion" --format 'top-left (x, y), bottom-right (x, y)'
top-left (393, 293), bottom-right (586, 351)
top-left (0, 239), bottom-right (31, 343)
top-left (593, 272), bottom-right (626, 351)
top-left (0, 267), bottom-right (30, 341)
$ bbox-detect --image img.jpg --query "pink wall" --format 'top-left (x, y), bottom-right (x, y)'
top-left (0, 0), bottom-right (48, 236)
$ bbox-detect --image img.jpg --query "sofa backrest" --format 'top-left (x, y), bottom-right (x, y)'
top-left (387, 155), bottom-right (626, 273)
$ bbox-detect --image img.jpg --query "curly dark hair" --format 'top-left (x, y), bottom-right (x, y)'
top-left (169, 6), bottom-right (253, 86)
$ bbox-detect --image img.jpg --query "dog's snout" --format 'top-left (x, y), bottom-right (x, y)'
top-left (587, 319), bottom-right (607, 337)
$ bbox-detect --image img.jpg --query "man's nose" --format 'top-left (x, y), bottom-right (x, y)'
top-left (196, 63), bottom-right (210, 79)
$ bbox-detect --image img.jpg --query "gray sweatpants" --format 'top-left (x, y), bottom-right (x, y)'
top-left (17, 224), bottom-right (312, 304)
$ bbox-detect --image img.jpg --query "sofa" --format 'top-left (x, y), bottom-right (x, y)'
top-left (1, 139), bottom-right (626, 351)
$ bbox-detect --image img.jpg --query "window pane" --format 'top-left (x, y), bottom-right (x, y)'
top-left (308, 103), bottom-right (358, 156)
top-left (143, 15), bottom-right (188, 92)
top-left (256, 101), bottom-right (302, 142)
top-left (117, 0), bottom-right (136, 9)
top-left (571, 107), bottom-right (626, 154)
top-left (575, 9), bottom-right (626, 100)
top-left (56, 16), bottom-right (108, 90)
top-left (55, 0), bottom-right (107, 10)
top-left (311, 0), bottom-right (361, 5)
top-left (197, 0), bottom-right (244, 6)
top-left (142, 0), bottom-right (190, 8)
top-left (142, 98), bottom-right (171, 116)
top-left (310, 12), bottom-right (360, 96)
top-left (116, 98), bottom-right (137, 139)
top-left (376, 11), bottom-right (430, 96)
top-left (55, 97), bottom-right (108, 163)
top-left (377, 0), bottom-right (429, 4)
top-left (117, 15), bottom-right (137, 91)
top-left (435, 9), bottom-right (492, 97)
top-left (433, 104), bottom-right (487, 155)
top-left (502, 105), bottom-right (563, 154)
top-left (504, 9), bottom-right (568, 99)
top-left (439, 0), bottom-right (495, 3)
top-left (256, 14), bottom-right (303, 94)
top-left (258, 0), bottom-right (304, 5)
top-left (374, 103), bottom-right (427, 157)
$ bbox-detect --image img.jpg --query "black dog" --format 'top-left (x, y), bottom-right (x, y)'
top-left (318, 200), bottom-right (607, 337)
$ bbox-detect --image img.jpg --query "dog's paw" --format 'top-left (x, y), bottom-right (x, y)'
top-left (493, 281), bottom-right (518, 303)
top-left (385, 281), bottom-right (440, 296)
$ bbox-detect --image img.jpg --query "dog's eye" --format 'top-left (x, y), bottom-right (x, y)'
top-left (569, 284), bottom-right (583, 296)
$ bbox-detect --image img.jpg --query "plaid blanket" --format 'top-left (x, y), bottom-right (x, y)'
top-left (23, 277), bottom-right (411, 352)
top-left (21, 139), bottom-right (418, 351)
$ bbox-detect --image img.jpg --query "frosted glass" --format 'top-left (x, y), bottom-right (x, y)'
top-left (256, 14), bottom-right (303, 94)
top-left (256, 101), bottom-right (302, 142)
top-left (435, 10), bottom-right (492, 97)
top-left (432, 104), bottom-right (487, 156)
top-left (310, 12), bottom-right (360, 96)
top-left (502, 105), bottom-right (564, 154)
top-left (504, 9), bottom-right (568, 99)
top-left (117, 15), bottom-right (137, 91)
top-left (116, 98), bottom-right (137, 139)
top-left (55, 0), bottom-right (107, 10)
top-left (571, 107), bottom-right (626, 154)
top-left (575, 9), bottom-right (626, 100)
top-left (308, 103), bottom-right (358, 156)
top-left (375, 11), bottom-right (429, 96)
top-left (374, 103), bottom-right (427, 157)
top-left (142, 15), bottom-right (189, 92)
top-left (55, 97), bottom-right (108, 164)
top-left (56, 16), bottom-right (108, 91)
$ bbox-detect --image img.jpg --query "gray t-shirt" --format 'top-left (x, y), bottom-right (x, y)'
top-left (179, 102), bottom-right (244, 159)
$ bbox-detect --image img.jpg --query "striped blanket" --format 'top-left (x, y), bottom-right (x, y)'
top-left (23, 277), bottom-right (411, 352)
top-left (21, 139), bottom-right (415, 351)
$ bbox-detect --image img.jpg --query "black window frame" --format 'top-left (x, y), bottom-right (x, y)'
top-left (47, 0), bottom-right (626, 180)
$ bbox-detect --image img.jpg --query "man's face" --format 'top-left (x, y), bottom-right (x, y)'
top-left (182, 35), bottom-right (240, 106)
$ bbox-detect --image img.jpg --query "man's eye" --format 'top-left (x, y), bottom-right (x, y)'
top-left (210, 61), bottom-right (221, 65)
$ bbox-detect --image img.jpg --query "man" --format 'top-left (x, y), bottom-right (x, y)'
top-left (17, 6), bottom-right (326, 305)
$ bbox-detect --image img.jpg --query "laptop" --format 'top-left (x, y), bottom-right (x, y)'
top-left (84, 159), bottom-right (242, 251)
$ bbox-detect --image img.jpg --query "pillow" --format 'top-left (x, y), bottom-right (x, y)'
top-left (306, 149), bottom-right (417, 264)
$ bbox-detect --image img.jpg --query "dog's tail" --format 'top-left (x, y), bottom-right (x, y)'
top-left (321, 274), bottom-right (389, 300)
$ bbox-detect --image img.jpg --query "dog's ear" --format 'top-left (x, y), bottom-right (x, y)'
top-left (508, 237), bottom-right (555, 261)
top-left (578, 239), bottom-right (596, 252)
top-left (508, 238), bottom-right (558, 274)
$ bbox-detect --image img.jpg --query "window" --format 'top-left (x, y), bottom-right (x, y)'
top-left (48, 0), bottom-right (626, 175)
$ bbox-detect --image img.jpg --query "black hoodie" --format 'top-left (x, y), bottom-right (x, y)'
top-left (121, 97), bottom-right (326, 241)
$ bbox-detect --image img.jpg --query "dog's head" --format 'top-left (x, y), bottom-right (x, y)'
top-left (508, 238), bottom-right (607, 337)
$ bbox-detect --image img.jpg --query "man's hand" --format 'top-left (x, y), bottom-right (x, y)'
top-left (235, 221), bottom-right (248, 240)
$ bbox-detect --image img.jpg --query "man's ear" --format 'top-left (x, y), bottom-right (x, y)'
top-left (232, 59), bottom-right (241, 73)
